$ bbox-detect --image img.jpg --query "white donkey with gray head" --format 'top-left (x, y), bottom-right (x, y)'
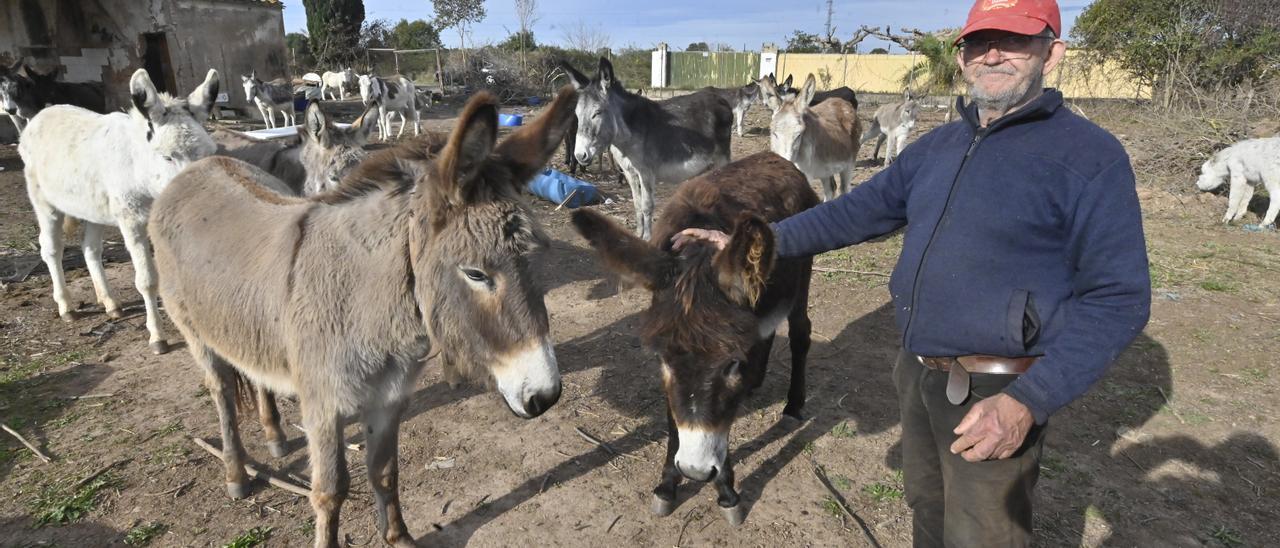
top-left (320, 67), bottom-right (356, 101)
top-left (18, 68), bottom-right (219, 354)
top-left (861, 91), bottom-right (919, 165)
top-left (766, 74), bottom-right (861, 202)
top-left (1196, 137), bottom-right (1280, 227)
top-left (242, 71), bottom-right (295, 129)
top-left (358, 74), bottom-right (420, 140)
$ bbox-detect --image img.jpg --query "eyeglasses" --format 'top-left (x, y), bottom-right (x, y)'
top-left (958, 35), bottom-right (1053, 61)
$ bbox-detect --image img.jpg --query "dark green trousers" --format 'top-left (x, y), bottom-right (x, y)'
top-left (893, 350), bottom-right (1047, 548)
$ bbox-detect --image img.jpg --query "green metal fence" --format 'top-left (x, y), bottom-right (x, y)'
top-left (668, 51), bottom-right (760, 89)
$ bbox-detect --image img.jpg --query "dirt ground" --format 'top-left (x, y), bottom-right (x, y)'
top-left (0, 95), bottom-right (1277, 548)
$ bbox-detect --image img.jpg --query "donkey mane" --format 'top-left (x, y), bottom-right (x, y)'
top-left (643, 243), bottom-right (758, 361)
top-left (312, 135), bottom-right (440, 205)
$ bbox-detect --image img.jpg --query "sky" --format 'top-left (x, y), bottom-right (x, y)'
top-left (279, 0), bottom-right (1091, 52)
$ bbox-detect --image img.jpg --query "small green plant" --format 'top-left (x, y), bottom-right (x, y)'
top-left (830, 421), bottom-right (856, 438)
top-left (1209, 525), bottom-right (1243, 547)
top-left (831, 475), bottom-right (852, 491)
top-left (125, 522), bottom-right (169, 546)
top-left (223, 527), bottom-right (272, 548)
top-left (802, 441), bottom-right (816, 455)
top-left (891, 469), bottom-right (904, 483)
top-left (820, 496), bottom-right (843, 518)
top-left (1199, 279), bottom-right (1234, 292)
top-left (1040, 453), bottom-right (1067, 479)
top-left (31, 474), bottom-right (117, 526)
top-left (862, 482), bottom-right (904, 502)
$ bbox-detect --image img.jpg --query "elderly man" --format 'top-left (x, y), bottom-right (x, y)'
top-left (674, 0), bottom-right (1150, 545)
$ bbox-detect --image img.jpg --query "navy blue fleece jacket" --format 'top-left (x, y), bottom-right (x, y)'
top-left (773, 89), bottom-right (1151, 424)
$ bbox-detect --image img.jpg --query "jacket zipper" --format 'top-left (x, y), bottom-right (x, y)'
top-left (901, 129), bottom-right (986, 351)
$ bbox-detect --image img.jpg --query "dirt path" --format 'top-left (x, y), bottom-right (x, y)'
top-left (0, 101), bottom-right (1276, 547)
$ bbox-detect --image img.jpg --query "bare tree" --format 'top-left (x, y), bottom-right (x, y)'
top-left (514, 0), bottom-right (540, 69)
top-left (561, 20), bottom-right (611, 53)
top-left (434, 0), bottom-right (487, 79)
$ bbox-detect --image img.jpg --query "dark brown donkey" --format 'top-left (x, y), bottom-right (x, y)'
top-left (571, 151), bottom-right (818, 526)
top-left (149, 88), bottom-right (577, 547)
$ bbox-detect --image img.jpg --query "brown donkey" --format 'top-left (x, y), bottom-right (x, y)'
top-left (571, 151), bottom-right (818, 526)
top-left (149, 88), bottom-right (576, 547)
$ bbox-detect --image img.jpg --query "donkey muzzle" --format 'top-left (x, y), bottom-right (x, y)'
top-left (494, 339), bottom-right (562, 419)
top-left (674, 426), bottom-right (728, 482)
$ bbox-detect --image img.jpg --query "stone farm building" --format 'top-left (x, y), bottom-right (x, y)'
top-left (0, 0), bottom-right (288, 112)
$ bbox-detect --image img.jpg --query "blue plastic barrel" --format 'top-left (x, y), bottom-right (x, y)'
top-left (498, 113), bottom-right (524, 126)
top-left (527, 168), bottom-right (600, 208)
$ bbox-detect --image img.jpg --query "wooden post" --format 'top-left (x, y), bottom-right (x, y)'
top-left (434, 48), bottom-right (446, 96)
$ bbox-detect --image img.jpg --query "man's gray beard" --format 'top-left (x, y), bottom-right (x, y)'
top-left (968, 60), bottom-right (1045, 113)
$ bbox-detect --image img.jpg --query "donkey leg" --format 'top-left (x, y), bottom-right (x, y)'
top-left (711, 458), bottom-right (744, 526)
top-left (29, 198), bottom-right (75, 320)
top-left (874, 135), bottom-right (886, 163)
top-left (743, 335), bottom-right (775, 392)
top-left (117, 220), bottom-right (168, 354)
top-left (652, 408), bottom-right (683, 517)
top-left (303, 404), bottom-right (349, 548)
top-left (365, 402), bottom-right (414, 547)
top-left (621, 169), bottom-right (645, 237)
top-left (838, 170), bottom-right (852, 196)
top-left (81, 222), bottom-right (123, 318)
top-left (782, 279), bottom-right (813, 421)
top-left (1235, 183), bottom-right (1255, 223)
top-left (411, 107), bottom-right (421, 136)
top-left (1261, 173), bottom-right (1280, 226)
top-left (192, 343), bottom-right (251, 499)
top-left (256, 386), bottom-right (288, 458)
top-left (635, 173), bottom-right (656, 241)
top-left (821, 176), bottom-right (836, 202)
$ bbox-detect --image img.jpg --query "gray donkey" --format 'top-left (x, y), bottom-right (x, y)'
top-left (861, 92), bottom-right (919, 165)
top-left (149, 87), bottom-right (576, 548)
top-left (563, 58), bottom-right (732, 240)
top-left (212, 102), bottom-right (378, 195)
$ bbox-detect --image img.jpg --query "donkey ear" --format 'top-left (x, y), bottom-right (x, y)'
top-left (800, 74), bottom-right (817, 106)
top-left (560, 61), bottom-right (590, 90)
top-left (129, 69), bottom-right (161, 118)
top-left (186, 69), bottom-right (219, 122)
top-left (571, 209), bottom-right (676, 291)
top-left (437, 91), bottom-right (498, 202)
top-left (493, 85), bottom-right (578, 187)
top-left (303, 101), bottom-right (328, 144)
top-left (597, 57), bottom-right (615, 90)
top-left (782, 74), bottom-right (793, 89)
top-left (713, 214), bottom-right (775, 307)
top-left (350, 105), bottom-right (379, 143)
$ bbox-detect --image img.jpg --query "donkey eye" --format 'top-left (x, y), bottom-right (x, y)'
top-left (461, 268), bottom-right (489, 283)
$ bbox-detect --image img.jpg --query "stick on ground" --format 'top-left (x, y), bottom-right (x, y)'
top-left (811, 463), bottom-right (883, 548)
top-left (191, 437), bottom-right (310, 497)
top-left (2, 423), bottom-right (52, 463)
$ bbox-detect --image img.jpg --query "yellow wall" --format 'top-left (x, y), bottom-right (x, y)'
top-left (773, 51), bottom-right (1148, 100)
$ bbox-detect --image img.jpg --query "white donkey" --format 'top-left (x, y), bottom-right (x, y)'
top-left (358, 74), bottom-right (420, 140)
top-left (1196, 137), bottom-right (1280, 226)
top-left (767, 74), bottom-right (861, 201)
top-left (18, 68), bottom-right (219, 354)
top-left (241, 71), bottom-right (295, 129)
top-left (861, 92), bottom-right (919, 165)
top-left (320, 67), bottom-right (355, 101)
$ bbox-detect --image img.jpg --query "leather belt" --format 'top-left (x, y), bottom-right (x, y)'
top-left (915, 355), bottom-right (1037, 405)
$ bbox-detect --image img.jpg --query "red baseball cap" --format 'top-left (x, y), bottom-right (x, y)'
top-left (957, 0), bottom-right (1061, 43)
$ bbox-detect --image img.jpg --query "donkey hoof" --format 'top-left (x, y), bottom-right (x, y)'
top-left (779, 412), bottom-right (805, 429)
top-left (149, 340), bottom-right (171, 355)
top-left (226, 481), bottom-right (249, 500)
top-left (105, 308), bottom-right (124, 320)
top-left (720, 502), bottom-right (746, 527)
top-left (266, 440), bottom-right (288, 459)
top-left (60, 310), bottom-right (79, 322)
top-left (650, 494), bottom-right (676, 517)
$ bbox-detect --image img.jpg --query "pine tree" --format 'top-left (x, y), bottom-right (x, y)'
top-left (302, 0), bottom-right (366, 66)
